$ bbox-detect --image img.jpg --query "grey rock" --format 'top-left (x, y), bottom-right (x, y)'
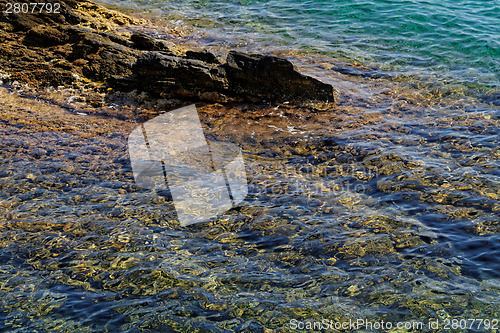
top-left (67, 26), bottom-right (138, 80)
top-left (185, 50), bottom-right (221, 64)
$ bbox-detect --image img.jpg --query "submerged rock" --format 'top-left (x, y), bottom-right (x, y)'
top-left (482, 91), bottom-right (500, 106)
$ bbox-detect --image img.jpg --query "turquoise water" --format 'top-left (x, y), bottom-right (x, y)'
top-left (114, 0), bottom-right (499, 89)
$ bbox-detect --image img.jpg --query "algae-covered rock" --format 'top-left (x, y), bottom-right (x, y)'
top-left (0, 0), bottom-right (140, 87)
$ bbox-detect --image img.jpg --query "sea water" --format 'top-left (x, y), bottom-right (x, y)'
top-left (0, 0), bottom-right (499, 331)
top-left (109, 0), bottom-right (499, 91)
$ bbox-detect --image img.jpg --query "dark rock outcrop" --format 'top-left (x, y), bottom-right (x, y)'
top-left (133, 50), bottom-right (336, 103)
top-left (134, 51), bottom-right (228, 100)
top-left (185, 50), bottom-right (221, 64)
top-left (224, 51), bottom-right (335, 102)
top-left (0, 0), bottom-right (140, 86)
top-left (67, 26), bottom-right (138, 80)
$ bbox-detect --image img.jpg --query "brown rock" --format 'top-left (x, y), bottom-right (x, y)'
top-left (0, 0), bottom-right (337, 105)
top-left (25, 25), bottom-right (69, 46)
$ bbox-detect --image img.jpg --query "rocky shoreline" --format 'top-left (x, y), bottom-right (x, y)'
top-left (0, 0), bottom-right (336, 105)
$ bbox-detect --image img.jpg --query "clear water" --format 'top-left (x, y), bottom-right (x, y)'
top-left (109, 0), bottom-right (499, 90)
top-left (1, 0), bottom-right (500, 332)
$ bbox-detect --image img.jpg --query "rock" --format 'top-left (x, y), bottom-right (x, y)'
top-left (185, 50), bottom-right (221, 64)
top-left (0, 0), bottom-right (140, 87)
top-left (133, 50), bottom-right (336, 103)
top-left (2, 0), bottom-right (83, 30)
top-left (0, 0), bottom-right (337, 105)
top-left (10, 62), bottom-right (77, 87)
top-left (99, 31), bottom-right (130, 47)
top-left (25, 25), bottom-right (70, 46)
top-left (134, 51), bottom-right (228, 100)
top-left (224, 51), bottom-right (335, 103)
top-left (482, 91), bottom-right (500, 106)
top-left (131, 32), bottom-right (186, 55)
top-left (70, 0), bottom-right (142, 31)
top-left (131, 32), bottom-right (172, 52)
top-left (106, 76), bottom-right (137, 91)
top-left (67, 26), bottom-right (138, 80)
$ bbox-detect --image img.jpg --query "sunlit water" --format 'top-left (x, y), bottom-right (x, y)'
top-left (1, 0), bottom-right (500, 331)
top-left (104, 0), bottom-right (499, 91)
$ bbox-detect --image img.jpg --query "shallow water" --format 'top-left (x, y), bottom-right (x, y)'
top-left (0, 51), bottom-right (499, 332)
top-left (1, 0), bottom-right (500, 330)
